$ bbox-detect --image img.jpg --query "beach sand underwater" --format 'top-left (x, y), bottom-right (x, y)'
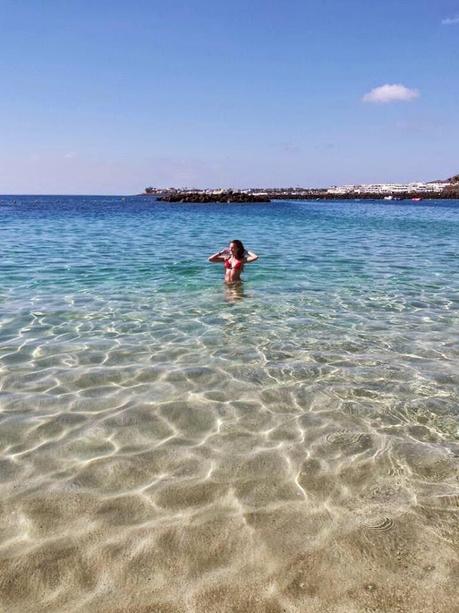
top-left (0, 196), bottom-right (458, 612)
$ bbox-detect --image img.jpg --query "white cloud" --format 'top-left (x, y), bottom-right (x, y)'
top-left (64, 152), bottom-right (76, 159)
top-left (442, 15), bottom-right (459, 25)
top-left (362, 84), bottom-right (419, 104)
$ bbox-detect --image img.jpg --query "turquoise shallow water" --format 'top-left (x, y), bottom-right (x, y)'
top-left (0, 195), bottom-right (458, 612)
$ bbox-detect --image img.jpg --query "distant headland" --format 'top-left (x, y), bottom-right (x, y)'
top-left (142, 174), bottom-right (459, 202)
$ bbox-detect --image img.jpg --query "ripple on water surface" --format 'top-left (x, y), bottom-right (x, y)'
top-left (0, 196), bottom-right (458, 612)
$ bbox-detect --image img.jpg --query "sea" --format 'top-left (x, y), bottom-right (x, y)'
top-left (0, 195), bottom-right (458, 612)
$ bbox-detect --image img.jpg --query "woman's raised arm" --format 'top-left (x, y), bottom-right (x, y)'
top-left (208, 250), bottom-right (227, 263)
top-left (245, 250), bottom-right (258, 263)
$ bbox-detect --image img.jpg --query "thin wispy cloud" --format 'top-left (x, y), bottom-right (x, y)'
top-left (441, 15), bottom-right (459, 25)
top-left (362, 84), bottom-right (419, 104)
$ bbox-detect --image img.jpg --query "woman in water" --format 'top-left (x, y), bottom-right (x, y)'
top-left (208, 239), bottom-right (258, 284)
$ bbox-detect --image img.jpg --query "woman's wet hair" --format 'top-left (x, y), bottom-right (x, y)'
top-left (231, 240), bottom-right (245, 259)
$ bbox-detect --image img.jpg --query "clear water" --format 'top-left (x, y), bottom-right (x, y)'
top-left (0, 195), bottom-right (458, 612)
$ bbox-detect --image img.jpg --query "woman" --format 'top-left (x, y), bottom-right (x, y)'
top-left (208, 239), bottom-right (258, 283)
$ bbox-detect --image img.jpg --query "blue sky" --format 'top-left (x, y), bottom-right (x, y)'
top-left (0, 0), bottom-right (458, 194)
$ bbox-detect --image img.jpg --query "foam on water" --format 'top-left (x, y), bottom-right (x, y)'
top-left (0, 196), bottom-right (458, 611)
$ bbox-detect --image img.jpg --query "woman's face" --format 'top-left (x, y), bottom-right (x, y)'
top-left (229, 242), bottom-right (238, 256)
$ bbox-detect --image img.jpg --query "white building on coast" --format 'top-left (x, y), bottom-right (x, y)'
top-left (327, 182), bottom-right (450, 195)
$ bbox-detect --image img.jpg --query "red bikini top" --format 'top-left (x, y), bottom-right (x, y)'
top-left (224, 258), bottom-right (243, 270)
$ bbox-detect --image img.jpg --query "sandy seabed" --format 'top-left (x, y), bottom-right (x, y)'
top-left (0, 376), bottom-right (458, 613)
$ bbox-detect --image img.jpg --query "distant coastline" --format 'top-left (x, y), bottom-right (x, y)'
top-left (142, 188), bottom-right (459, 203)
top-left (142, 174), bottom-right (459, 203)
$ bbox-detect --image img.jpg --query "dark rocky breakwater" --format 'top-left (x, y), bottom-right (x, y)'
top-left (156, 190), bottom-right (270, 203)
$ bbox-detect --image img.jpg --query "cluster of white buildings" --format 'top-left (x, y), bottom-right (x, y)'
top-left (146, 180), bottom-right (454, 197)
top-left (327, 182), bottom-right (450, 195)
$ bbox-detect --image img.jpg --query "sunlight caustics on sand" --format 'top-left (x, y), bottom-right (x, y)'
top-left (0, 196), bottom-right (458, 612)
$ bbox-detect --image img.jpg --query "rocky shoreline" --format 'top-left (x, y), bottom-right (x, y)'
top-left (156, 190), bottom-right (270, 203)
top-left (143, 188), bottom-right (459, 203)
